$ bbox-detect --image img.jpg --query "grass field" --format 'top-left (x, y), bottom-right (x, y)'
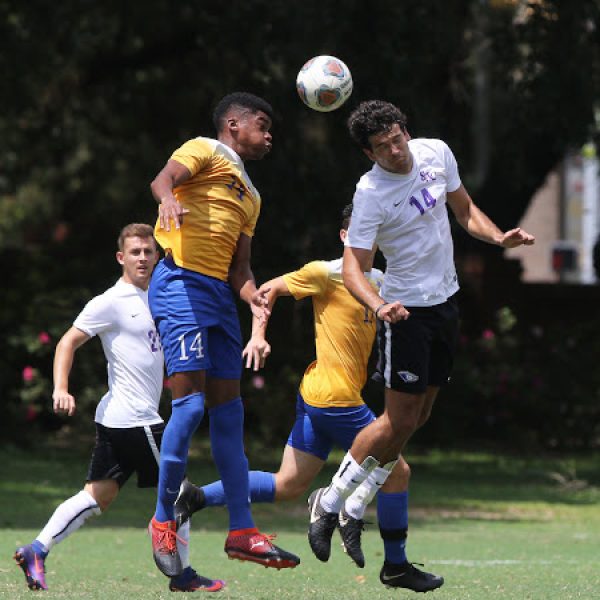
top-left (1, 443), bottom-right (599, 599)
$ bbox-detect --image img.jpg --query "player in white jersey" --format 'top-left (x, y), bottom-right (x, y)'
top-left (14, 223), bottom-right (224, 593)
top-left (308, 100), bottom-right (535, 589)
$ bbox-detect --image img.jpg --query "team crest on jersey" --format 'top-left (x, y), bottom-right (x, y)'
top-left (419, 169), bottom-right (437, 183)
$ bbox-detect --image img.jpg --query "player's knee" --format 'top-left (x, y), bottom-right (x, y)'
top-left (274, 476), bottom-right (309, 501)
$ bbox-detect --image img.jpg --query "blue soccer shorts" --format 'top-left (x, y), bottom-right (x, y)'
top-left (286, 393), bottom-right (376, 461)
top-left (149, 257), bottom-right (243, 379)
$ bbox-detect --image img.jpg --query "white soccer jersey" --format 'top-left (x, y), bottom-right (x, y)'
top-left (346, 138), bottom-right (462, 307)
top-left (73, 279), bottom-right (164, 428)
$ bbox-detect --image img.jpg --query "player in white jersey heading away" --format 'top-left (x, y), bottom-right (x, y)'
top-left (307, 100), bottom-right (535, 588)
top-left (14, 223), bottom-right (224, 593)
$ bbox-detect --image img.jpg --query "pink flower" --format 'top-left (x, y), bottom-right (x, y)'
top-left (252, 375), bottom-right (265, 390)
top-left (38, 331), bottom-right (51, 344)
top-left (22, 366), bottom-right (36, 382)
top-left (482, 329), bottom-right (495, 340)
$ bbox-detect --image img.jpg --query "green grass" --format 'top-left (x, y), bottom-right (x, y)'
top-left (1, 443), bottom-right (600, 599)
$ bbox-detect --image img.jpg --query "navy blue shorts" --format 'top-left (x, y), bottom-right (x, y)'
top-left (149, 257), bottom-right (243, 379)
top-left (286, 393), bottom-right (376, 460)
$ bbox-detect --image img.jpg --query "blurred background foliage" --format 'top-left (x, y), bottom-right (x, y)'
top-left (1, 0), bottom-right (600, 449)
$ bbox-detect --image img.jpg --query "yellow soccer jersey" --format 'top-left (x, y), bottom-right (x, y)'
top-left (154, 137), bottom-right (261, 281)
top-left (282, 258), bottom-right (384, 408)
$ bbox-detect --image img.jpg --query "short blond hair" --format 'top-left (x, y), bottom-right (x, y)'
top-left (117, 223), bottom-right (156, 251)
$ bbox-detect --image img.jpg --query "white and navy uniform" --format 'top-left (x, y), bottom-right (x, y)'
top-left (73, 279), bottom-right (165, 487)
top-left (346, 138), bottom-right (461, 393)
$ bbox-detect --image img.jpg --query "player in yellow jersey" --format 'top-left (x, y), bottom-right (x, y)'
top-left (147, 92), bottom-right (299, 577)
top-left (175, 205), bottom-right (443, 589)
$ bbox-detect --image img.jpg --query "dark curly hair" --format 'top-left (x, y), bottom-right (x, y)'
top-left (347, 100), bottom-right (408, 149)
top-left (341, 203), bottom-right (353, 230)
top-left (212, 92), bottom-right (273, 133)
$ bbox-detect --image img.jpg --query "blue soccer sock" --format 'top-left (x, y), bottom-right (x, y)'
top-left (377, 491), bottom-right (409, 564)
top-left (209, 398), bottom-right (254, 530)
top-left (155, 392), bottom-right (205, 522)
top-left (203, 470), bottom-right (276, 507)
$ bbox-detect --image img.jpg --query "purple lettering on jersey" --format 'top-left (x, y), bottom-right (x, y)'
top-left (409, 196), bottom-right (425, 215)
top-left (409, 188), bottom-right (437, 215)
top-left (422, 188), bottom-right (437, 208)
top-left (148, 330), bottom-right (160, 352)
top-left (226, 176), bottom-right (245, 201)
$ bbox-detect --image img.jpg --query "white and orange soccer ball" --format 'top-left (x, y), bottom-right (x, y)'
top-left (296, 55), bottom-right (353, 112)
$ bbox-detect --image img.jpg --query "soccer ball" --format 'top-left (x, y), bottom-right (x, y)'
top-left (296, 55), bottom-right (353, 112)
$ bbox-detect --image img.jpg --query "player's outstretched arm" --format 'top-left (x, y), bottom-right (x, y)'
top-left (447, 185), bottom-right (535, 248)
top-left (243, 276), bottom-right (291, 371)
top-left (52, 327), bottom-right (90, 416)
top-left (150, 159), bottom-right (192, 232)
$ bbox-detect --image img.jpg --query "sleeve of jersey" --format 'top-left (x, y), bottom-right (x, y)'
top-left (72, 294), bottom-right (115, 338)
top-left (441, 141), bottom-right (462, 192)
top-left (345, 188), bottom-right (383, 250)
top-left (170, 138), bottom-right (212, 177)
top-left (282, 261), bottom-right (328, 300)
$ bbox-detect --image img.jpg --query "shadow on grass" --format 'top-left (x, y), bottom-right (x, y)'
top-left (2, 441), bottom-right (599, 531)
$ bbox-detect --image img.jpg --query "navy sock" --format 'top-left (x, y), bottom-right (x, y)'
top-left (170, 566), bottom-right (194, 585)
top-left (203, 470), bottom-right (276, 507)
top-left (31, 540), bottom-right (48, 558)
top-left (377, 491), bottom-right (409, 564)
top-left (209, 398), bottom-right (253, 530)
top-left (155, 392), bottom-right (205, 522)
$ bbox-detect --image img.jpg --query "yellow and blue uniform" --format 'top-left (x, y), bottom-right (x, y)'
top-left (150, 137), bottom-right (261, 378)
top-left (282, 258), bottom-right (385, 459)
top-left (155, 137), bottom-right (261, 281)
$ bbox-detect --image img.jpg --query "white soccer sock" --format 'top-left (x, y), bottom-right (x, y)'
top-left (343, 459), bottom-right (398, 520)
top-left (36, 490), bottom-right (101, 550)
top-left (320, 451), bottom-right (379, 514)
top-left (177, 519), bottom-right (190, 569)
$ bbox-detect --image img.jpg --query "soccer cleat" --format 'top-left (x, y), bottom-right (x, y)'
top-left (337, 507), bottom-right (365, 568)
top-left (149, 517), bottom-right (184, 577)
top-left (14, 544), bottom-right (48, 590)
top-left (169, 566), bottom-right (225, 592)
top-left (307, 488), bottom-right (339, 562)
top-left (379, 561), bottom-right (444, 592)
top-left (224, 528), bottom-right (300, 569)
top-left (174, 479), bottom-right (206, 530)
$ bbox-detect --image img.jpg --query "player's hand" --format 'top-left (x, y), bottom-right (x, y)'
top-left (377, 301), bottom-right (410, 323)
top-left (52, 390), bottom-right (76, 416)
top-left (158, 197), bottom-right (190, 232)
top-left (500, 227), bottom-right (535, 248)
top-left (250, 286), bottom-right (271, 326)
top-left (242, 335), bottom-right (271, 371)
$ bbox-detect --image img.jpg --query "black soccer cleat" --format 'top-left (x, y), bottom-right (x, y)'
top-left (379, 561), bottom-right (444, 592)
top-left (174, 479), bottom-right (206, 530)
top-left (337, 507), bottom-right (365, 568)
top-left (307, 488), bottom-right (339, 562)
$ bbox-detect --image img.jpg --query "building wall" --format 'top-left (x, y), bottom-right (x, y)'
top-left (505, 170), bottom-right (560, 283)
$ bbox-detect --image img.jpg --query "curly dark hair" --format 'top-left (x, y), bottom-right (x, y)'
top-left (212, 92), bottom-right (273, 133)
top-left (341, 203), bottom-right (353, 230)
top-left (347, 100), bottom-right (408, 149)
